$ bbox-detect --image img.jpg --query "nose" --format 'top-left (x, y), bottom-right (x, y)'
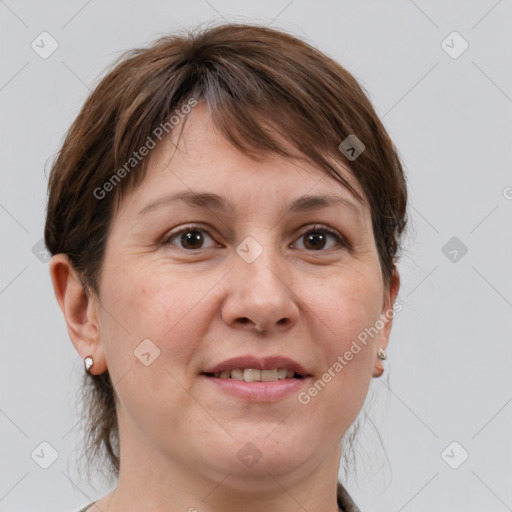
top-left (220, 246), bottom-right (300, 335)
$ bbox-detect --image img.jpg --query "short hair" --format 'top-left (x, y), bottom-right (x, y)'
top-left (44, 22), bottom-right (408, 488)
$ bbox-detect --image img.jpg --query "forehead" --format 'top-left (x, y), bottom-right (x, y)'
top-left (119, 102), bottom-right (369, 220)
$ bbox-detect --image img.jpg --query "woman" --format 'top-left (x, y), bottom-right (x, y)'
top-left (45, 22), bottom-right (407, 512)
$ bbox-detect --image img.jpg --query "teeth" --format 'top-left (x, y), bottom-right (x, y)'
top-left (261, 369), bottom-right (278, 381)
top-left (213, 368), bottom-right (299, 381)
top-left (244, 369), bottom-right (261, 382)
top-left (277, 369), bottom-right (288, 379)
top-left (231, 369), bottom-right (244, 380)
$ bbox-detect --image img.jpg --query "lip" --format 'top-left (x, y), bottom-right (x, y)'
top-left (202, 356), bottom-right (310, 376)
top-left (203, 375), bottom-right (310, 402)
top-left (201, 355), bottom-right (311, 402)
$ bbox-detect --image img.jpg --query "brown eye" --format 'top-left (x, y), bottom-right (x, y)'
top-left (294, 226), bottom-right (346, 251)
top-left (180, 230), bottom-right (204, 249)
top-left (303, 231), bottom-right (328, 250)
top-left (162, 225), bottom-right (216, 250)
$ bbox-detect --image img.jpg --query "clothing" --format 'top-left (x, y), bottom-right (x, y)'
top-left (337, 482), bottom-right (361, 512)
top-left (76, 483), bottom-right (360, 512)
top-left (77, 504), bottom-right (95, 512)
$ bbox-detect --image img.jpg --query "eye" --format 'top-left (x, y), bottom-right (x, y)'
top-left (161, 224), bottom-right (348, 252)
top-left (293, 225), bottom-right (347, 251)
top-left (161, 225), bottom-right (218, 250)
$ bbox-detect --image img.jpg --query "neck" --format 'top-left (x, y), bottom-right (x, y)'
top-left (101, 415), bottom-right (343, 512)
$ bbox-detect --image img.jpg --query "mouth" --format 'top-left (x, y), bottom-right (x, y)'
top-left (201, 356), bottom-right (311, 401)
top-left (203, 368), bottom-right (307, 382)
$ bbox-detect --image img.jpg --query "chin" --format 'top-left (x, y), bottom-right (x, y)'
top-left (199, 432), bottom-right (314, 482)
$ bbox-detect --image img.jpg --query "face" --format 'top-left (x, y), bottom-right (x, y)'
top-left (93, 102), bottom-right (397, 488)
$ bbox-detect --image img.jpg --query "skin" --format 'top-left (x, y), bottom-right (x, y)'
top-left (50, 102), bottom-right (400, 512)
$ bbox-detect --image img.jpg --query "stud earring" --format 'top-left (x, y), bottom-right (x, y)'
top-left (377, 348), bottom-right (387, 360)
top-left (84, 355), bottom-right (94, 374)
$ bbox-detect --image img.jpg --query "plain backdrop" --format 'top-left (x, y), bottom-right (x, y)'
top-left (1, 1), bottom-right (511, 511)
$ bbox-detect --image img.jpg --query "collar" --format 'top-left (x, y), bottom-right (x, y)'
top-left (337, 482), bottom-right (361, 512)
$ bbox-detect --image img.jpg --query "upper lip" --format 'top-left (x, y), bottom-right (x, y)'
top-left (203, 356), bottom-right (310, 376)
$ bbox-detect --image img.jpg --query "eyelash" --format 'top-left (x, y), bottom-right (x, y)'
top-left (161, 224), bottom-right (348, 252)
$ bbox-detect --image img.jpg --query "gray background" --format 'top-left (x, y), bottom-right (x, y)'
top-left (1, 1), bottom-right (511, 511)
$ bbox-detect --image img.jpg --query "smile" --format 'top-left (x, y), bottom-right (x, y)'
top-left (206, 368), bottom-right (301, 382)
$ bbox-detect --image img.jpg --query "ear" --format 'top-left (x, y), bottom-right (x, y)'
top-left (49, 254), bottom-right (108, 375)
top-left (373, 268), bottom-right (401, 378)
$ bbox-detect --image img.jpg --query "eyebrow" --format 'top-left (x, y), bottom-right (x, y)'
top-left (137, 191), bottom-right (362, 219)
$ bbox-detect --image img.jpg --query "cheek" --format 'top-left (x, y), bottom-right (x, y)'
top-left (309, 272), bottom-right (383, 353)
top-left (97, 265), bottom-right (209, 440)
top-left (99, 261), bottom-right (217, 374)
top-left (300, 272), bottom-right (382, 413)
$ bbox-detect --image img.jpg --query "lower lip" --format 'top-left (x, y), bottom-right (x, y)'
top-left (203, 375), bottom-right (310, 401)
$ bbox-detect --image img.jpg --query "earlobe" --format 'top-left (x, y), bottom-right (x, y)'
top-left (372, 361), bottom-right (384, 378)
top-left (372, 348), bottom-right (387, 378)
top-left (49, 254), bottom-right (107, 374)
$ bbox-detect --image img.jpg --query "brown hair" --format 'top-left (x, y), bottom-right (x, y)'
top-left (45, 22), bottom-right (407, 491)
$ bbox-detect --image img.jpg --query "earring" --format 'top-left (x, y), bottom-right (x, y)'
top-left (84, 355), bottom-right (94, 374)
top-left (377, 348), bottom-right (387, 360)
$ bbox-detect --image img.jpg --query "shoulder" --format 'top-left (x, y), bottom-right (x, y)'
top-left (77, 491), bottom-right (360, 512)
